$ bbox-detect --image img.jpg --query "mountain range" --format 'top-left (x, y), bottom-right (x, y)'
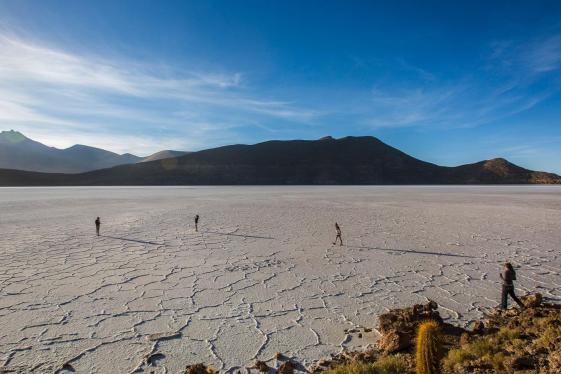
top-left (0, 130), bottom-right (188, 173)
top-left (0, 132), bottom-right (560, 186)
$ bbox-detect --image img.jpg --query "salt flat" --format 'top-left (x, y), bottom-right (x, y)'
top-left (1, 186), bottom-right (560, 373)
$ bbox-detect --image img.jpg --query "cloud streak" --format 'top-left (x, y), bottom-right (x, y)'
top-left (356, 33), bottom-right (561, 131)
top-left (1, 30), bottom-right (560, 156)
top-left (0, 34), bottom-right (318, 154)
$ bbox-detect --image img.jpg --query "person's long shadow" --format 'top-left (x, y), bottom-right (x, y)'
top-left (203, 230), bottom-right (275, 240)
top-left (102, 235), bottom-right (165, 246)
top-left (348, 245), bottom-right (477, 258)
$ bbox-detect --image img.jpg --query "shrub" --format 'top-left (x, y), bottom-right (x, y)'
top-left (323, 361), bottom-right (379, 374)
top-left (372, 354), bottom-right (408, 374)
top-left (442, 348), bottom-right (474, 371)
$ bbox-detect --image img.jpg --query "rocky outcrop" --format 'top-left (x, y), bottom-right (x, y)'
top-left (521, 292), bottom-right (543, 308)
top-left (182, 295), bottom-right (560, 373)
top-left (376, 300), bottom-right (466, 354)
top-left (443, 298), bottom-right (561, 373)
top-left (184, 363), bottom-right (215, 374)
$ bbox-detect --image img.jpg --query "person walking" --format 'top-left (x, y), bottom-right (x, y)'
top-left (194, 214), bottom-right (199, 232)
top-left (500, 262), bottom-right (524, 309)
top-left (333, 222), bottom-right (343, 246)
top-left (95, 217), bottom-right (101, 236)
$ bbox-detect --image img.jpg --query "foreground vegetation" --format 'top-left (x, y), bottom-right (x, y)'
top-left (184, 294), bottom-right (561, 373)
top-left (311, 295), bottom-right (561, 374)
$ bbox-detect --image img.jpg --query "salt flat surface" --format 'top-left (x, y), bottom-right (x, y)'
top-left (1, 186), bottom-right (560, 373)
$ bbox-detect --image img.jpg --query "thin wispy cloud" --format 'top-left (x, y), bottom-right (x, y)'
top-left (356, 33), bottom-right (561, 130)
top-left (1, 29), bottom-right (560, 159)
top-left (0, 34), bottom-right (318, 154)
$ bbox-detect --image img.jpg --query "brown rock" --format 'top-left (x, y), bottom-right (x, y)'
top-left (505, 308), bottom-right (521, 317)
top-left (358, 333), bottom-right (363, 338)
top-left (521, 293), bottom-right (543, 308)
top-left (378, 312), bottom-right (399, 334)
top-left (460, 332), bottom-right (471, 346)
top-left (425, 299), bottom-right (438, 311)
top-left (472, 320), bottom-right (485, 334)
top-left (254, 360), bottom-right (269, 373)
top-left (377, 301), bottom-right (441, 333)
top-left (377, 329), bottom-right (413, 353)
top-left (278, 361), bottom-right (295, 374)
top-left (184, 363), bottom-right (214, 374)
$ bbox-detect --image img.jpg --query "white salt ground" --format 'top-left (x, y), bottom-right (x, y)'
top-left (0, 186), bottom-right (560, 373)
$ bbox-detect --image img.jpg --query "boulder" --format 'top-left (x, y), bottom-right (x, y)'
top-left (278, 361), bottom-right (295, 374)
top-left (377, 329), bottom-right (413, 353)
top-left (254, 361), bottom-right (269, 373)
top-left (472, 320), bottom-right (485, 334)
top-left (521, 293), bottom-right (543, 308)
top-left (376, 300), bottom-right (444, 353)
top-left (377, 300), bottom-right (443, 334)
top-left (184, 364), bottom-right (214, 374)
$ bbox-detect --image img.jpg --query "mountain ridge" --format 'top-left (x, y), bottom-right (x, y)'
top-left (0, 135), bottom-right (559, 186)
top-left (0, 130), bottom-right (188, 173)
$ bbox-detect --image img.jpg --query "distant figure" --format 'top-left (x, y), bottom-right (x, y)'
top-left (333, 222), bottom-right (343, 246)
top-left (95, 217), bottom-right (101, 236)
top-left (195, 214), bottom-right (199, 232)
top-left (500, 262), bottom-right (524, 309)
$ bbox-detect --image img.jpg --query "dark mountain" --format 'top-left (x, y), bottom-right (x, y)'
top-left (139, 150), bottom-right (190, 163)
top-left (0, 136), bottom-right (559, 186)
top-left (440, 158), bottom-right (561, 184)
top-left (0, 130), bottom-right (143, 173)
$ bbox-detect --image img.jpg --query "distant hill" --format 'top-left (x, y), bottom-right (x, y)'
top-left (139, 150), bottom-right (190, 163)
top-left (0, 130), bottom-right (142, 173)
top-left (0, 130), bottom-right (189, 173)
top-left (0, 136), bottom-right (559, 186)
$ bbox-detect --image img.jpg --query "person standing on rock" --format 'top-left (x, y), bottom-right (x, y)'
top-left (500, 262), bottom-right (524, 309)
top-left (194, 214), bottom-right (199, 232)
top-left (95, 217), bottom-right (101, 236)
top-left (333, 222), bottom-right (343, 246)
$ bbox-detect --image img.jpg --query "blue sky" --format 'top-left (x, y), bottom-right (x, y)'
top-left (1, 1), bottom-right (561, 172)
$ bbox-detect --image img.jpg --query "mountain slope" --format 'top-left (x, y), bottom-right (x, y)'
top-left (70, 136), bottom-right (443, 185)
top-left (139, 150), bottom-right (189, 163)
top-left (442, 158), bottom-right (561, 184)
top-left (1, 136), bottom-right (559, 186)
top-left (0, 130), bottom-right (142, 173)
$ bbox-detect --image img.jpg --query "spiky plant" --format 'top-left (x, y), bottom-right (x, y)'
top-left (415, 320), bottom-right (442, 374)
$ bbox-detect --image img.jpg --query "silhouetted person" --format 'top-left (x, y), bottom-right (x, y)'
top-left (195, 214), bottom-right (199, 232)
top-left (500, 262), bottom-right (524, 309)
top-left (333, 222), bottom-right (343, 246)
top-left (95, 217), bottom-right (101, 236)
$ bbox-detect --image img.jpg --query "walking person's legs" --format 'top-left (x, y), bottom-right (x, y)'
top-left (501, 285), bottom-right (508, 309)
top-left (508, 288), bottom-right (525, 308)
top-left (334, 234), bottom-right (342, 246)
